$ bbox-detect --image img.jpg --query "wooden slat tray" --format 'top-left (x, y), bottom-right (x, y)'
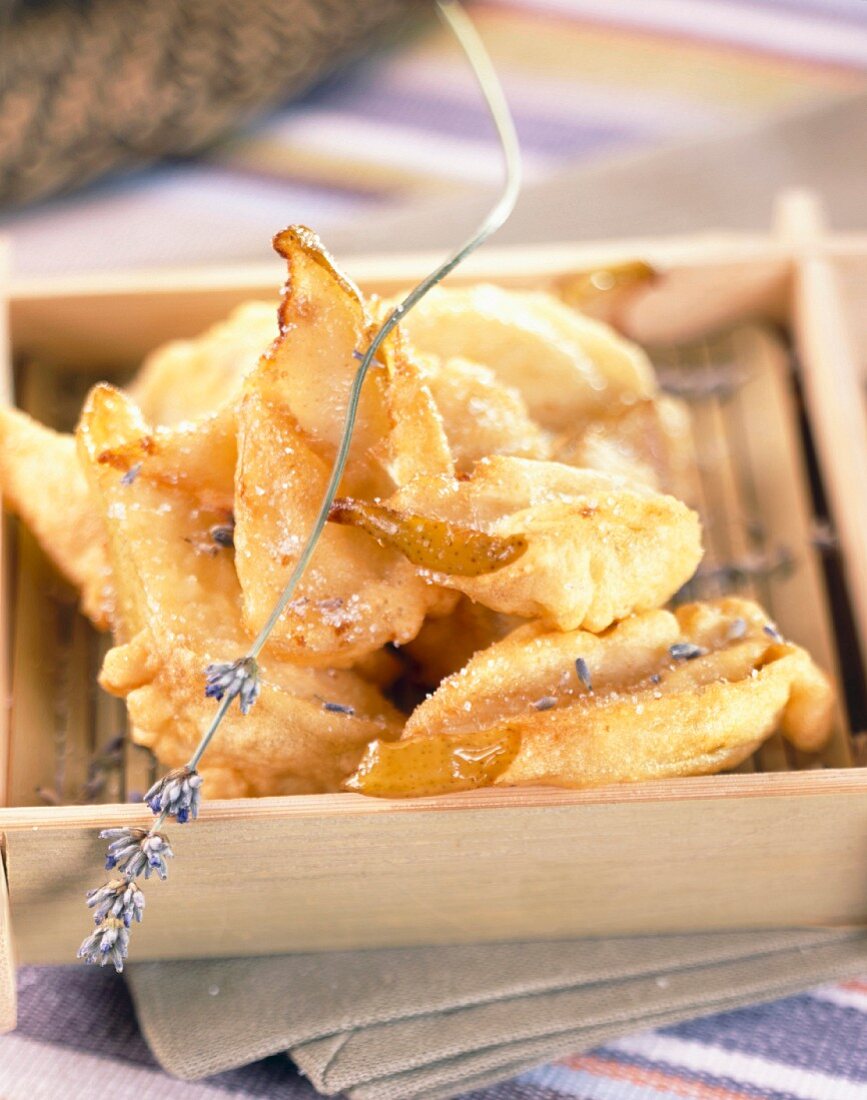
top-left (1, 195), bottom-right (866, 1032)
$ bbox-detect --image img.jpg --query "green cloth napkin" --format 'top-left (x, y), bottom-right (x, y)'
top-left (127, 927), bottom-right (867, 1098)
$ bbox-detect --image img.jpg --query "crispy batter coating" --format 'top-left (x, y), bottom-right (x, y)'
top-left (78, 384), bottom-right (403, 797)
top-left (378, 456), bottom-right (703, 632)
top-left (233, 226), bottom-right (456, 667)
top-left (129, 301), bottom-right (277, 425)
top-left (77, 384), bottom-right (238, 647)
top-left (348, 598), bottom-right (835, 796)
top-left (102, 632), bottom-right (402, 797)
top-left (403, 597), bottom-right (525, 687)
top-left (418, 356), bottom-right (550, 472)
top-left (0, 407), bottom-right (114, 628)
top-left (554, 395), bottom-right (694, 499)
top-left (400, 284), bottom-right (656, 432)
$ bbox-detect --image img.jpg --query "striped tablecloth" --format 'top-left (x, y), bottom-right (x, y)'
top-left (2, 0), bottom-right (865, 275)
top-left (3, 966), bottom-right (867, 1098)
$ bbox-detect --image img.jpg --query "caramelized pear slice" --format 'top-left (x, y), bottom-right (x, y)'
top-left (329, 497), bottom-right (527, 577)
top-left (345, 728), bottom-right (521, 798)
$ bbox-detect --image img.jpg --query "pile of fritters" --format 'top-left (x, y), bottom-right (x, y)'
top-left (0, 227), bottom-right (834, 798)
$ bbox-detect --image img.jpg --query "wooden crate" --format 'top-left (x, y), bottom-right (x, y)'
top-left (1, 192), bottom-right (866, 1034)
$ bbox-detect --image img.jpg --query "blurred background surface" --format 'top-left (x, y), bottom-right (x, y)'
top-left (1, 0), bottom-right (865, 276)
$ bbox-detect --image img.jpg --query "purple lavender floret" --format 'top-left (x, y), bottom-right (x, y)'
top-left (144, 766), bottom-right (203, 824)
top-left (205, 656), bottom-right (260, 715)
top-left (120, 462), bottom-right (142, 486)
top-left (86, 878), bottom-right (145, 927)
top-left (100, 827), bottom-right (173, 880)
top-left (78, 917), bottom-right (131, 972)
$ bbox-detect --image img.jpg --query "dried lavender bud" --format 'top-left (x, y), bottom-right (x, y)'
top-left (121, 462), bottom-right (142, 486)
top-left (144, 766), bottom-right (203, 824)
top-left (669, 642), bottom-right (707, 661)
top-left (532, 696), bottom-right (557, 711)
top-left (575, 657), bottom-right (593, 693)
top-left (86, 878), bottom-right (145, 927)
top-left (78, 917), bottom-right (131, 972)
top-left (101, 827), bottom-right (173, 880)
top-left (649, 673), bottom-right (662, 685)
top-left (322, 701), bottom-right (355, 715)
top-left (205, 656), bottom-right (260, 714)
top-left (763, 623), bottom-right (784, 643)
top-left (210, 522), bottom-right (235, 549)
top-left (726, 618), bottom-right (748, 642)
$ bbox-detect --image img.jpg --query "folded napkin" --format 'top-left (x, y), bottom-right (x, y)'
top-left (127, 927), bottom-right (867, 1099)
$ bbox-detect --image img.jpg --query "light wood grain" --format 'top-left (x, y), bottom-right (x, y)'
top-left (775, 192), bottom-right (867, 670)
top-left (2, 771), bottom-right (867, 963)
top-left (7, 235), bottom-right (792, 370)
top-left (731, 326), bottom-right (851, 768)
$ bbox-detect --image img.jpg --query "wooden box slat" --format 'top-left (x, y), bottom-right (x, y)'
top-left (4, 771), bottom-right (867, 966)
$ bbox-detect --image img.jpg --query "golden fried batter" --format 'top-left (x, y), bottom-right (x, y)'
top-left (348, 598), bottom-right (835, 797)
top-left (78, 384), bottom-right (403, 797)
top-left (102, 632), bottom-right (401, 798)
top-left (129, 300), bottom-right (277, 425)
top-left (350, 456), bottom-right (702, 633)
top-left (0, 407), bottom-right (114, 628)
top-left (399, 284), bottom-right (656, 432)
top-left (554, 395), bottom-right (694, 499)
top-left (418, 356), bottom-right (550, 472)
top-left (402, 597), bottom-right (525, 687)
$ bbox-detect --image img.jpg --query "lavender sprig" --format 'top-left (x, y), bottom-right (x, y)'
top-left (79, 0), bottom-right (520, 973)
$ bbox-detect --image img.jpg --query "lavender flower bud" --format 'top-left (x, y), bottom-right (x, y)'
top-left (726, 617), bottom-right (748, 641)
top-left (86, 878), bottom-right (145, 927)
top-left (204, 656), bottom-right (260, 715)
top-left (575, 657), bottom-right (593, 693)
top-left (763, 623), bottom-right (784, 643)
top-left (144, 766), bottom-right (203, 824)
top-left (669, 642), bottom-right (708, 662)
top-left (210, 522), bottom-right (235, 549)
top-left (100, 827), bottom-right (173, 880)
top-left (78, 917), bottom-right (131, 972)
top-left (121, 462), bottom-right (142, 486)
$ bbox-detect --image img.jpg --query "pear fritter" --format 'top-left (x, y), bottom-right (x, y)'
top-left (337, 456), bottom-right (702, 633)
top-left (348, 598), bottom-right (834, 796)
top-left (78, 384), bottom-right (402, 798)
